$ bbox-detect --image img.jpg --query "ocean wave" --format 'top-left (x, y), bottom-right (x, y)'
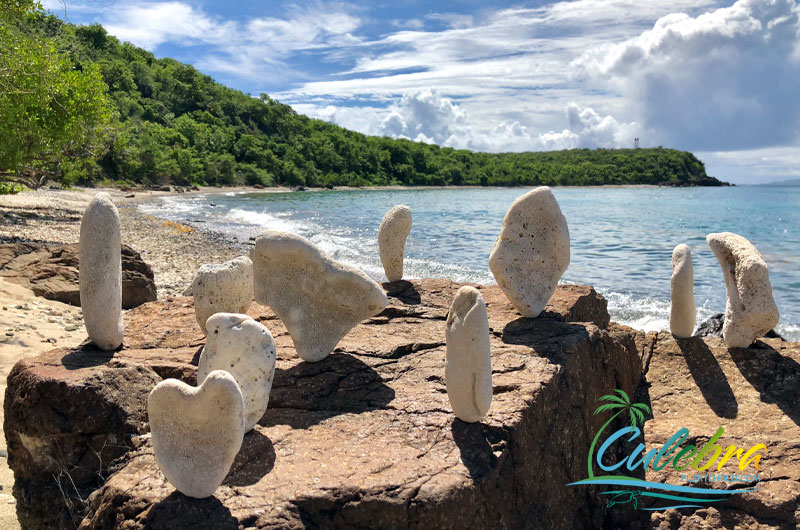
top-left (225, 208), bottom-right (303, 234)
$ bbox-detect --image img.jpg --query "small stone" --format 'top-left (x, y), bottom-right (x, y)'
top-left (707, 232), bottom-right (780, 348)
top-left (5, 331), bottom-right (13, 337)
top-left (80, 192), bottom-right (124, 350)
top-left (64, 325), bottom-right (79, 332)
top-left (489, 187), bottom-right (570, 318)
top-left (47, 338), bottom-right (56, 343)
top-left (378, 205), bottom-right (412, 282)
top-left (670, 244), bottom-right (696, 338)
top-left (253, 231), bottom-right (388, 362)
top-left (189, 256), bottom-right (253, 335)
top-left (148, 370), bottom-right (245, 498)
top-left (445, 286), bottom-right (492, 423)
top-left (198, 313), bottom-right (276, 432)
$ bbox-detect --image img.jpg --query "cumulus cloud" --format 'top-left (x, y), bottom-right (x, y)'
top-left (573, 0), bottom-right (800, 151)
top-left (365, 90), bottom-right (640, 152)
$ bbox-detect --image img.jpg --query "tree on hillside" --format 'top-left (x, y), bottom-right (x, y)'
top-left (0, 1), bottom-right (113, 188)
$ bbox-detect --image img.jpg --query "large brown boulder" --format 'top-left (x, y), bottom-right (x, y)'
top-left (0, 242), bottom-right (156, 309)
top-left (4, 280), bottom-right (643, 529)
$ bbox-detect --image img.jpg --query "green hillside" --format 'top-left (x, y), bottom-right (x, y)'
top-left (5, 11), bottom-right (727, 188)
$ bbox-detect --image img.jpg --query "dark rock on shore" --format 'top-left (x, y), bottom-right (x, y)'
top-left (5, 280), bottom-right (643, 530)
top-left (696, 313), bottom-right (785, 341)
top-left (0, 242), bottom-right (157, 309)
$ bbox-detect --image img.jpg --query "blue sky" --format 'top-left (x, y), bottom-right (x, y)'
top-left (44, 0), bottom-right (800, 184)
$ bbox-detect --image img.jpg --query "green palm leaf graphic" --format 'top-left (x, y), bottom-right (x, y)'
top-left (588, 390), bottom-right (652, 479)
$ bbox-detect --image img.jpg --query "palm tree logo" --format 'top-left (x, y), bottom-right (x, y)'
top-left (587, 389), bottom-right (651, 480)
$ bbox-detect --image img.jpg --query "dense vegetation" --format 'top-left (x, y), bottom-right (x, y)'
top-left (1, 7), bottom-right (725, 189)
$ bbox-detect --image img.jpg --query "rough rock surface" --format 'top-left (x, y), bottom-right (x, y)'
top-left (636, 331), bottom-right (800, 529)
top-left (489, 187), bottom-right (570, 318)
top-left (0, 242), bottom-right (156, 309)
top-left (707, 232), bottom-right (780, 348)
top-left (253, 231), bottom-right (388, 362)
top-left (189, 256), bottom-right (253, 335)
top-left (148, 371), bottom-right (245, 499)
top-left (79, 193), bottom-right (124, 350)
top-left (670, 244), bottom-right (695, 338)
top-left (378, 205), bottom-right (412, 282)
top-left (198, 313), bottom-right (277, 432)
top-left (5, 280), bottom-right (642, 530)
top-left (445, 286), bottom-right (492, 423)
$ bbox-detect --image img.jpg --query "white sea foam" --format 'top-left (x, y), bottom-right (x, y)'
top-left (225, 208), bottom-right (302, 234)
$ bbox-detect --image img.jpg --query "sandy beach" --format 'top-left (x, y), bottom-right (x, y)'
top-left (0, 186), bottom-right (266, 529)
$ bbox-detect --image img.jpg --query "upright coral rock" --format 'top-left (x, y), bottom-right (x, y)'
top-left (79, 192), bottom-right (124, 350)
top-left (378, 204), bottom-right (412, 282)
top-left (670, 244), bottom-right (696, 338)
top-left (707, 232), bottom-right (780, 348)
top-left (446, 286), bottom-right (492, 423)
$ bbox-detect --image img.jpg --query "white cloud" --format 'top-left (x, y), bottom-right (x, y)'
top-left (300, 90), bottom-right (640, 152)
top-left (573, 0), bottom-right (800, 151)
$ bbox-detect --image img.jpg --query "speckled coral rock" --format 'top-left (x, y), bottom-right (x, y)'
top-left (489, 187), bottom-right (570, 318)
top-left (189, 255), bottom-right (253, 335)
top-left (198, 313), bottom-right (276, 432)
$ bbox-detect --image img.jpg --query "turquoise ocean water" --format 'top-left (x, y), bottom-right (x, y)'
top-left (140, 186), bottom-right (800, 340)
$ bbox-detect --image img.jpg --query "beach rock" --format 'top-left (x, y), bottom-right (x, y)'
top-left (189, 256), bottom-right (253, 334)
top-left (198, 313), bottom-right (276, 432)
top-left (5, 280), bottom-right (641, 529)
top-left (252, 231), bottom-right (387, 362)
top-left (445, 286), bottom-right (492, 423)
top-left (148, 370), bottom-right (245, 499)
top-left (707, 232), bottom-right (780, 348)
top-left (670, 244), bottom-right (695, 338)
top-left (0, 242), bottom-right (156, 308)
top-left (489, 186), bottom-right (570, 318)
top-left (79, 193), bottom-right (124, 350)
top-left (378, 204), bottom-right (412, 282)
top-left (696, 312), bottom-right (785, 341)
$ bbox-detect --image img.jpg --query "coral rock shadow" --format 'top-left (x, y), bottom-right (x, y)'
top-left (60, 342), bottom-right (119, 370)
top-left (729, 342), bottom-right (800, 427)
top-left (260, 352), bottom-right (395, 429)
top-left (223, 429), bottom-right (275, 487)
top-left (501, 317), bottom-right (590, 363)
top-left (677, 337), bottom-right (738, 419)
top-left (142, 491), bottom-right (238, 529)
top-left (450, 419), bottom-right (504, 481)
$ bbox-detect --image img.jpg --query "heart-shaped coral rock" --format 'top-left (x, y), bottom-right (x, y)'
top-left (148, 370), bottom-right (245, 498)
